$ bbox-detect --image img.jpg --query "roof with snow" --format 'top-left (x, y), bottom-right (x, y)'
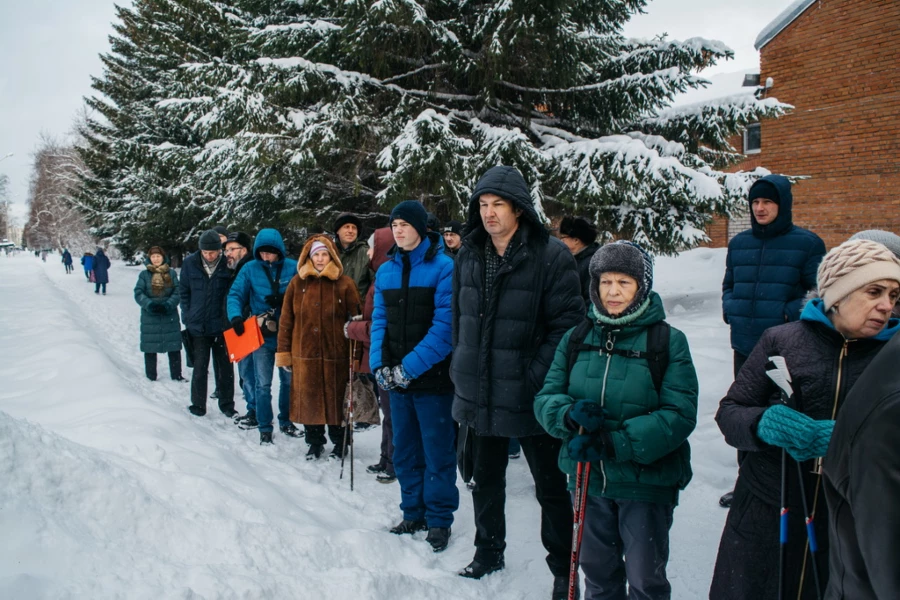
top-left (755, 0), bottom-right (818, 50)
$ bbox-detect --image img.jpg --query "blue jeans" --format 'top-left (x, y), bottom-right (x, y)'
top-left (390, 390), bottom-right (459, 528)
top-left (252, 344), bottom-right (291, 433)
top-left (237, 352), bottom-right (256, 415)
top-left (577, 495), bottom-right (674, 600)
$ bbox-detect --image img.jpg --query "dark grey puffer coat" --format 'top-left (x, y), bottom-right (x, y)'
top-left (451, 166), bottom-right (584, 438)
top-left (134, 266), bottom-right (182, 354)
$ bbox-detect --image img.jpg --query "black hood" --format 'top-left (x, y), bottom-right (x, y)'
top-left (749, 174), bottom-right (794, 239)
top-left (463, 165), bottom-right (549, 244)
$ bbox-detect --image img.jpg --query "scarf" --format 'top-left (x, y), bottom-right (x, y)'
top-left (147, 263), bottom-right (173, 297)
top-left (202, 254), bottom-right (221, 277)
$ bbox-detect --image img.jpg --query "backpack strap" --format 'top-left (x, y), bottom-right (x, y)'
top-left (563, 319), bottom-right (671, 395)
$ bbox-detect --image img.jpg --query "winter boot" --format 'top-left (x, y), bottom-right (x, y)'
top-left (466, 480), bottom-right (476, 491)
top-left (144, 354), bottom-right (157, 381)
top-left (551, 575), bottom-right (580, 600)
top-left (222, 408), bottom-right (238, 419)
top-left (458, 558), bottom-right (504, 579)
top-left (376, 472), bottom-right (397, 484)
top-left (188, 405), bottom-right (206, 417)
top-left (389, 519), bottom-right (427, 535)
top-left (719, 491), bottom-right (734, 508)
top-left (426, 527), bottom-right (451, 553)
top-left (366, 462), bottom-right (387, 474)
top-left (280, 423), bottom-right (304, 438)
top-left (259, 431), bottom-right (274, 445)
top-left (210, 390), bottom-right (219, 399)
top-left (329, 440), bottom-right (350, 460)
top-left (238, 413), bottom-right (259, 430)
top-left (306, 444), bottom-right (325, 460)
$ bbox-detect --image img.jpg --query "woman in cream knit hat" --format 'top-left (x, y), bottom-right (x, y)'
top-left (711, 239), bottom-right (900, 600)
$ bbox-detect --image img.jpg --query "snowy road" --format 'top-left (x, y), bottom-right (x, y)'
top-left (0, 250), bottom-right (734, 599)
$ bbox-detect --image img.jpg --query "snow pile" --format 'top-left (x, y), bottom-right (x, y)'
top-left (0, 250), bottom-right (736, 598)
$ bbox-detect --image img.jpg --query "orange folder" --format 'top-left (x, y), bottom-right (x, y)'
top-left (223, 315), bottom-right (265, 363)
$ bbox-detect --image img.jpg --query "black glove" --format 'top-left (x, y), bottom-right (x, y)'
top-left (149, 303), bottom-right (167, 315)
top-left (231, 317), bottom-right (245, 336)
top-left (264, 293), bottom-right (284, 308)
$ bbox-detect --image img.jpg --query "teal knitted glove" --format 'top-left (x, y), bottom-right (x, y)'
top-left (757, 404), bottom-right (835, 462)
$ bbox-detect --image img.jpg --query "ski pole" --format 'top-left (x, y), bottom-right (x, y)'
top-left (340, 340), bottom-right (355, 489)
top-left (795, 458), bottom-right (822, 600)
top-left (568, 427), bottom-right (591, 600)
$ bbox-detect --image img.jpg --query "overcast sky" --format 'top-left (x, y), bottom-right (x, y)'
top-left (0, 0), bottom-right (794, 222)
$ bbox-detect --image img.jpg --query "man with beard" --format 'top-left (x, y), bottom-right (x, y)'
top-left (223, 232), bottom-right (259, 428)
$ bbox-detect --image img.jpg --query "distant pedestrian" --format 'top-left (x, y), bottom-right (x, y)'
top-left (62, 248), bottom-right (73, 274)
top-left (134, 246), bottom-right (184, 381)
top-left (81, 252), bottom-right (94, 281)
top-left (92, 248), bottom-right (111, 295)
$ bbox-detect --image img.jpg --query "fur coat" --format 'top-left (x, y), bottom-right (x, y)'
top-left (275, 235), bottom-right (361, 425)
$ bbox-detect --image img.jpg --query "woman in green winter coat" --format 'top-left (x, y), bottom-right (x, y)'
top-left (534, 240), bottom-right (699, 600)
top-left (134, 246), bottom-right (184, 381)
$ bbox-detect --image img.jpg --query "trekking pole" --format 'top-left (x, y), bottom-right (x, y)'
top-left (340, 340), bottom-right (355, 490)
top-left (795, 458), bottom-right (823, 600)
top-left (779, 447), bottom-right (788, 600)
top-left (568, 427), bottom-right (591, 600)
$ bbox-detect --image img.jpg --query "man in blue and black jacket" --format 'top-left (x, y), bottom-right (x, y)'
top-left (227, 229), bottom-right (298, 445)
top-left (719, 173), bottom-right (825, 506)
top-left (371, 200), bottom-right (458, 554)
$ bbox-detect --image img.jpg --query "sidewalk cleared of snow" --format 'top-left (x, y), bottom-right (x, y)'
top-left (0, 250), bottom-right (734, 599)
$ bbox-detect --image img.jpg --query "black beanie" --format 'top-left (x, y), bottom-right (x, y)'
top-left (748, 181), bottom-right (780, 205)
top-left (588, 241), bottom-right (654, 319)
top-left (333, 212), bottom-right (362, 233)
top-left (225, 231), bottom-right (252, 251)
top-left (199, 229), bottom-right (223, 251)
top-left (559, 216), bottom-right (599, 245)
top-left (441, 220), bottom-right (462, 235)
top-left (213, 225), bottom-right (228, 236)
top-left (426, 212), bottom-right (441, 232)
top-left (390, 201), bottom-right (429, 240)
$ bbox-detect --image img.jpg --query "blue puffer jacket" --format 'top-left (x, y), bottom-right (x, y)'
top-left (370, 231), bottom-right (454, 393)
top-left (722, 174), bottom-right (826, 356)
top-left (179, 251), bottom-right (232, 337)
top-left (227, 229), bottom-right (298, 349)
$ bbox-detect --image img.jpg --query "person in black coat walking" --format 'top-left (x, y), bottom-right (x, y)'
top-left (557, 215), bottom-right (600, 308)
top-left (92, 248), bottom-right (111, 294)
top-left (710, 239), bottom-right (900, 600)
top-left (823, 328), bottom-right (900, 600)
top-left (179, 230), bottom-right (236, 418)
top-left (451, 165), bottom-right (584, 597)
top-left (61, 249), bottom-right (73, 274)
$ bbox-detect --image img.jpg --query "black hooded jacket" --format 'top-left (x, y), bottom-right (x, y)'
top-left (451, 166), bottom-right (584, 437)
top-left (823, 332), bottom-right (900, 600)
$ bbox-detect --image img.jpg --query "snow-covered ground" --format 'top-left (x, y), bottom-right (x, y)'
top-left (0, 249), bottom-right (735, 599)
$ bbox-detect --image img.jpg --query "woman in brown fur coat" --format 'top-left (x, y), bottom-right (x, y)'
top-left (276, 234), bottom-right (361, 460)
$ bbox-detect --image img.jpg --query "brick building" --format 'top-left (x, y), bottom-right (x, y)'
top-left (707, 0), bottom-right (900, 249)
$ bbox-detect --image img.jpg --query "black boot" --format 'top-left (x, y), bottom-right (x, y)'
top-left (376, 471), bottom-right (397, 484)
top-left (426, 527), bottom-right (451, 553)
top-left (306, 444), bottom-right (325, 460)
top-left (329, 443), bottom-right (348, 460)
top-left (280, 423), bottom-right (304, 438)
top-left (390, 519), bottom-right (427, 535)
top-left (551, 575), bottom-right (579, 600)
top-left (144, 353), bottom-right (157, 381)
top-left (188, 405), bottom-right (206, 417)
top-left (237, 411), bottom-right (258, 429)
top-left (719, 491), bottom-right (734, 508)
top-left (458, 558), bottom-right (505, 579)
top-left (366, 462), bottom-right (387, 474)
top-left (260, 431), bottom-right (274, 445)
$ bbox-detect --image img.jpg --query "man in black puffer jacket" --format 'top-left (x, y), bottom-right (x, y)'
top-left (452, 165), bottom-right (584, 597)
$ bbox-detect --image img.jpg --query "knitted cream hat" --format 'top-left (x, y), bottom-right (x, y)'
top-left (817, 239), bottom-right (900, 310)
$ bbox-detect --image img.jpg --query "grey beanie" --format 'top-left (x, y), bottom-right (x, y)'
top-left (198, 229), bottom-right (223, 251)
top-left (849, 230), bottom-right (900, 261)
top-left (588, 241), bottom-right (654, 318)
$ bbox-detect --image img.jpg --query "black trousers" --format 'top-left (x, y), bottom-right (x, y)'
top-left (305, 424), bottom-right (347, 446)
top-left (471, 432), bottom-right (573, 576)
top-left (190, 335), bottom-right (234, 414)
top-left (144, 352), bottom-right (182, 380)
top-left (734, 351), bottom-right (749, 467)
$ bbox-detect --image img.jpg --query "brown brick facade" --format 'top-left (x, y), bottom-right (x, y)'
top-left (706, 0), bottom-right (900, 249)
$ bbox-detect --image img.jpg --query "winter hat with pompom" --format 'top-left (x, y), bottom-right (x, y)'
top-left (588, 240), bottom-right (654, 319)
top-left (817, 239), bottom-right (900, 311)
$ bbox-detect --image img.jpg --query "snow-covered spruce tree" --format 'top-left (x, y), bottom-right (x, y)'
top-left (164, 0), bottom-right (788, 252)
top-left (79, 0), bottom-right (240, 257)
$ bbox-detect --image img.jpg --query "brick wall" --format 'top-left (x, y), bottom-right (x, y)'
top-left (707, 0), bottom-right (900, 249)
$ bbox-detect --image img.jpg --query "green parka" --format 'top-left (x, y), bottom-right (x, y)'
top-left (534, 292), bottom-right (698, 505)
top-left (337, 237), bottom-right (373, 301)
top-left (134, 265), bottom-right (182, 354)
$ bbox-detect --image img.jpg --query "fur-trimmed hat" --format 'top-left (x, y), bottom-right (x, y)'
top-left (588, 241), bottom-right (654, 318)
top-left (333, 212), bottom-right (362, 233)
top-left (559, 216), bottom-right (599, 246)
top-left (224, 231), bottom-right (252, 251)
top-left (817, 239), bottom-right (900, 311)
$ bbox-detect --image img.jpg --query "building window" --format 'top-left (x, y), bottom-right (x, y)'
top-left (743, 123), bottom-right (761, 154)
